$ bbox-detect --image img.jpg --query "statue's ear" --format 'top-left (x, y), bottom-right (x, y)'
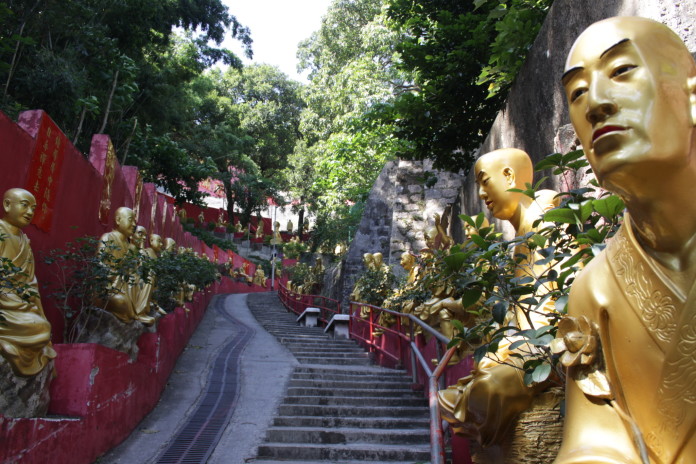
top-left (503, 167), bottom-right (515, 187)
top-left (3, 198), bottom-right (11, 213)
top-left (689, 76), bottom-right (696, 126)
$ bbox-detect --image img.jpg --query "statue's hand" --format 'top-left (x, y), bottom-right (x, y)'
top-left (439, 360), bottom-right (539, 446)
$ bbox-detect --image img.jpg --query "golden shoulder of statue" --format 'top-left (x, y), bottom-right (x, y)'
top-left (552, 17), bottom-right (696, 464)
top-left (0, 188), bottom-right (56, 376)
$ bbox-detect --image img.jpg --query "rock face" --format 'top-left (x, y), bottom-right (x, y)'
top-left (0, 356), bottom-right (53, 418)
top-left (335, 160), bottom-right (463, 310)
top-left (73, 308), bottom-right (151, 360)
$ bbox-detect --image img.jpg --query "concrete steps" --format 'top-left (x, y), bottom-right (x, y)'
top-left (247, 292), bottom-right (432, 463)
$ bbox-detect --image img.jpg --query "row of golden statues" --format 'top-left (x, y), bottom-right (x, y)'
top-left (348, 17), bottom-right (696, 464)
top-left (0, 197), bottom-right (219, 378)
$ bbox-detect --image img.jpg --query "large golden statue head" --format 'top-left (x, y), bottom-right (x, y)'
top-left (114, 207), bottom-right (136, 238)
top-left (562, 17), bottom-right (696, 193)
top-left (2, 188), bottom-right (36, 229)
top-left (474, 148), bottom-right (533, 221)
top-left (400, 252), bottom-right (415, 270)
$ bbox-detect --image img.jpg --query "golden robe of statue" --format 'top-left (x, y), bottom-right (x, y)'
top-left (438, 148), bottom-right (559, 446)
top-left (0, 189), bottom-right (56, 376)
top-left (552, 17), bottom-right (696, 464)
top-left (98, 207), bottom-right (154, 325)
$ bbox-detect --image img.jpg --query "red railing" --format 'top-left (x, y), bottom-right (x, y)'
top-left (349, 302), bottom-right (456, 464)
top-left (276, 284), bottom-right (458, 464)
top-left (277, 283), bottom-right (340, 325)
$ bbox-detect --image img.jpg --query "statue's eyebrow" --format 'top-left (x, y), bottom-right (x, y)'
top-left (561, 38), bottom-right (631, 85)
top-left (475, 169), bottom-right (487, 183)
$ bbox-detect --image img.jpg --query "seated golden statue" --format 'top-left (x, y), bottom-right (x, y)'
top-left (198, 211), bottom-right (205, 225)
top-left (424, 207), bottom-right (455, 252)
top-left (217, 210), bottom-right (225, 228)
top-left (97, 207), bottom-right (154, 326)
top-left (0, 188), bottom-right (56, 376)
top-left (233, 221), bottom-right (243, 233)
top-left (255, 220), bottom-right (265, 239)
top-left (550, 17), bottom-right (696, 464)
top-left (145, 234), bottom-right (163, 259)
top-left (287, 219), bottom-right (293, 233)
top-left (438, 148), bottom-right (559, 446)
top-left (252, 267), bottom-right (268, 287)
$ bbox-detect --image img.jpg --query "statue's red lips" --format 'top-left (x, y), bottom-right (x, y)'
top-left (592, 125), bottom-right (626, 143)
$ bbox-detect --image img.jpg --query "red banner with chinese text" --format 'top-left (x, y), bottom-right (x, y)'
top-left (98, 141), bottom-right (116, 224)
top-left (24, 116), bottom-right (66, 231)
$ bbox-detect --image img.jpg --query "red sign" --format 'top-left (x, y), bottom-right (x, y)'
top-left (24, 116), bottom-right (66, 231)
top-left (98, 141), bottom-right (116, 224)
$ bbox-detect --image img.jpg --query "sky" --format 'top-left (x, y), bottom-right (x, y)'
top-left (222, 0), bottom-right (334, 82)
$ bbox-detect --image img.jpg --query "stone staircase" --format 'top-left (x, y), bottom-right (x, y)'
top-left (247, 293), bottom-right (432, 464)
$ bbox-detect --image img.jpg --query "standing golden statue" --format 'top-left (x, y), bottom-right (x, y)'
top-left (0, 188), bottom-right (56, 376)
top-left (438, 148), bottom-right (558, 446)
top-left (287, 219), bottom-right (293, 233)
top-left (271, 221), bottom-right (282, 245)
top-left (551, 17), bottom-right (696, 464)
top-left (97, 207), bottom-right (155, 326)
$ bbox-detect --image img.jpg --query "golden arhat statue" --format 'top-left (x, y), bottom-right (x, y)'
top-left (97, 207), bottom-right (155, 326)
top-left (0, 188), bottom-right (56, 376)
top-left (271, 221), bottom-right (282, 245)
top-left (286, 219), bottom-right (293, 233)
top-left (146, 234), bottom-right (163, 259)
top-left (438, 148), bottom-right (558, 446)
top-left (552, 17), bottom-right (696, 464)
top-left (255, 220), bottom-right (265, 239)
top-left (164, 237), bottom-right (176, 253)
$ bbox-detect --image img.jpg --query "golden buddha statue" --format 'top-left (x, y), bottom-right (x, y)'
top-left (255, 220), bottom-right (265, 239)
top-left (97, 207), bottom-right (155, 326)
top-left (252, 267), bottom-right (268, 287)
top-left (234, 221), bottom-right (243, 233)
top-left (145, 234), bottom-right (163, 259)
top-left (438, 148), bottom-right (559, 446)
top-left (164, 237), bottom-right (176, 253)
top-left (551, 17), bottom-right (696, 464)
top-left (287, 219), bottom-right (293, 233)
top-left (130, 225), bottom-right (147, 250)
top-left (198, 211), bottom-right (205, 225)
top-left (217, 210), bottom-right (225, 228)
top-left (0, 188), bottom-right (56, 376)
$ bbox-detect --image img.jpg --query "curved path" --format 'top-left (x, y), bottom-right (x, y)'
top-left (100, 293), bottom-right (298, 464)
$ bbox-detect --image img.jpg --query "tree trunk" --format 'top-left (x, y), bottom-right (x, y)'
top-left (223, 176), bottom-right (235, 224)
top-left (3, 20), bottom-right (27, 99)
top-left (73, 105), bottom-right (87, 145)
top-left (120, 118), bottom-right (138, 165)
top-left (99, 69), bottom-right (119, 133)
top-left (297, 207), bottom-right (305, 238)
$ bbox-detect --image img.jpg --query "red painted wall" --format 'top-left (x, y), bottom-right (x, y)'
top-left (0, 110), bottom-right (275, 464)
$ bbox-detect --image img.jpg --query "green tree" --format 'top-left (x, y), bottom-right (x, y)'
top-left (382, 0), bottom-right (553, 172)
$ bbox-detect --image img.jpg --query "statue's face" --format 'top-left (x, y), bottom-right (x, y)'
top-left (133, 226), bottom-right (147, 247)
top-left (115, 208), bottom-right (136, 237)
top-left (475, 158), bottom-right (518, 221)
top-left (165, 238), bottom-right (176, 251)
top-left (563, 18), bottom-right (695, 188)
top-left (3, 189), bottom-right (36, 229)
top-left (400, 253), bottom-right (414, 269)
top-left (150, 234), bottom-right (162, 252)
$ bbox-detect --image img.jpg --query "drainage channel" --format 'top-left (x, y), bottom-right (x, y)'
top-left (155, 294), bottom-right (255, 464)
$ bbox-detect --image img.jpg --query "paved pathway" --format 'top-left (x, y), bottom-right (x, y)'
top-left (100, 293), bottom-right (297, 464)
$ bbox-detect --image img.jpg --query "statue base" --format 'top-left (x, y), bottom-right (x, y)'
top-left (471, 387), bottom-right (564, 464)
top-left (0, 356), bottom-right (54, 418)
top-left (73, 308), bottom-right (155, 360)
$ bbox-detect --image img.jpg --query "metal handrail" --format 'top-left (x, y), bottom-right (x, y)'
top-left (276, 286), bottom-right (457, 464)
top-left (278, 283), bottom-right (341, 325)
top-left (348, 301), bottom-right (455, 464)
